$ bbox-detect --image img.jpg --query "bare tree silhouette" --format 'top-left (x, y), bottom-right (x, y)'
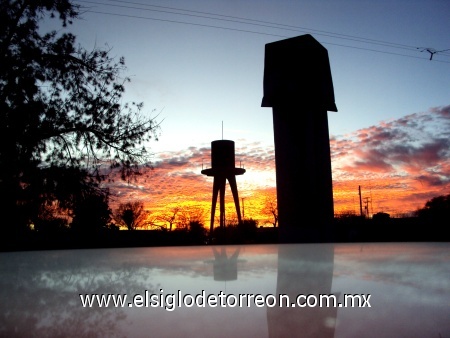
top-left (261, 195), bottom-right (278, 227)
top-left (113, 201), bottom-right (148, 230)
top-left (157, 206), bottom-right (181, 231)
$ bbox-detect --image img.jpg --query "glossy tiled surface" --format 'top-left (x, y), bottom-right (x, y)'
top-left (1, 242), bottom-right (449, 337)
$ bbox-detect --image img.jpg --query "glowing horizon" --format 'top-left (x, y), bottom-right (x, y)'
top-left (106, 105), bottom-right (450, 228)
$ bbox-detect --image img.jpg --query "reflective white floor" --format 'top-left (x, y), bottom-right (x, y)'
top-left (0, 242), bottom-right (449, 337)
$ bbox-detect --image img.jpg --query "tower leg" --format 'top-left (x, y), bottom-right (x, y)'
top-left (219, 177), bottom-right (226, 229)
top-left (228, 175), bottom-right (243, 223)
top-left (210, 178), bottom-right (221, 237)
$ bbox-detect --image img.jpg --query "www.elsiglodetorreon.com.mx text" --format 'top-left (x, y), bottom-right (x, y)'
top-left (80, 290), bottom-right (371, 311)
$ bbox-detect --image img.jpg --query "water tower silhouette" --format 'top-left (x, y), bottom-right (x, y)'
top-left (201, 140), bottom-right (245, 236)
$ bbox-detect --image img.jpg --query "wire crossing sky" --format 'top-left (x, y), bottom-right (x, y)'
top-left (74, 0), bottom-right (450, 62)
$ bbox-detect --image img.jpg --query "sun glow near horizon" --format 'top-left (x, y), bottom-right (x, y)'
top-left (106, 106), bottom-right (450, 227)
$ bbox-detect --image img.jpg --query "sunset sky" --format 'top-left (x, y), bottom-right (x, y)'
top-left (50, 0), bottom-right (450, 227)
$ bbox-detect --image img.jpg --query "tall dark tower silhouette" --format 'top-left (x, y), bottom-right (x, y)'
top-left (201, 140), bottom-right (246, 236)
top-left (261, 34), bottom-right (337, 243)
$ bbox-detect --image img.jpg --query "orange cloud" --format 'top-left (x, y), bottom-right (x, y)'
top-left (105, 105), bottom-right (450, 223)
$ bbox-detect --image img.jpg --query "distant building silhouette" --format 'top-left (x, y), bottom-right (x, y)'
top-left (201, 140), bottom-right (246, 237)
top-left (261, 34), bottom-right (337, 243)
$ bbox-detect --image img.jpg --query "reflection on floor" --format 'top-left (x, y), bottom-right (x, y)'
top-left (0, 243), bottom-right (449, 337)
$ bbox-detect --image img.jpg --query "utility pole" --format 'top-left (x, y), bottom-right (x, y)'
top-left (241, 197), bottom-right (245, 221)
top-left (359, 185), bottom-right (363, 217)
top-left (363, 197), bottom-right (371, 218)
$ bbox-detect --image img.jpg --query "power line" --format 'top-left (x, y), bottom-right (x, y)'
top-left (73, 0), bottom-right (450, 63)
top-left (76, 0), bottom-right (418, 51)
top-left (83, 10), bottom-right (287, 38)
top-left (103, 0), bottom-right (450, 55)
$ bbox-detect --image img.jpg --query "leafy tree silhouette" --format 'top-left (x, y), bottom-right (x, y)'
top-left (238, 218), bottom-right (258, 242)
top-left (0, 1), bottom-right (160, 235)
top-left (71, 189), bottom-right (112, 233)
top-left (188, 220), bottom-right (208, 244)
top-left (416, 193), bottom-right (450, 224)
top-left (212, 218), bottom-right (258, 244)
